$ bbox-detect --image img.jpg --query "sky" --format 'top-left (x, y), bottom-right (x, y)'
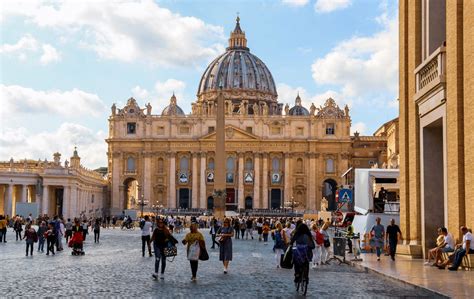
top-left (0, 0), bottom-right (399, 169)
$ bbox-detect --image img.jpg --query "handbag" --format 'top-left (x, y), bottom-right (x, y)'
top-left (163, 240), bottom-right (177, 257)
top-left (323, 239), bottom-right (331, 248)
top-left (187, 241), bottom-right (201, 261)
top-left (280, 244), bottom-right (293, 269)
top-left (199, 241), bottom-right (209, 261)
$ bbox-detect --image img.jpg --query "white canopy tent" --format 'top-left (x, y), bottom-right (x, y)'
top-left (354, 168), bottom-right (399, 215)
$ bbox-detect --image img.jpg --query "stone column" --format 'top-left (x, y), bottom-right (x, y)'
top-left (200, 152), bottom-right (207, 209)
top-left (119, 186), bottom-right (125, 210)
top-left (21, 185), bottom-right (28, 203)
top-left (237, 152), bottom-right (244, 210)
top-left (70, 186), bottom-right (78, 218)
top-left (253, 153), bottom-right (261, 209)
top-left (308, 154), bottom-right (317, 211)
top-left (192, 153), bottom-right (199, 209)
top-left (111, 153), bottom-right (121, 213)
top-left (42, 185), bottom-right (49, 216)
top-left (169, 153), bottom-right (176, 208)
top-left (143, 152), bottom-right (152, 204)
top-left (63, 186), bottom-right (70, 219)
top-left (5, 184), bottom-right (13, 217)
top-left (284, 153), bottom-right (292, 205)
top-left (262, 153), bottom-right (269, 209)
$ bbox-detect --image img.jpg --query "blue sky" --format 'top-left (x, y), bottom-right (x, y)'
top-left (0, 0), bottom-right (399, 168)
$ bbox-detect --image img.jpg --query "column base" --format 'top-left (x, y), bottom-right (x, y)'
top-left (396, 244), bottom-right (423, 258)
top-left (214, 207), bottom-right (226, 220)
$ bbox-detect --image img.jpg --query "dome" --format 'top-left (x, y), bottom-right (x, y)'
top-left (161, 93), bottom-right (185, 116)
top-left (289, 93), bottom-right (309, 116)
top-left (197, 17), bottom-right (277, 100)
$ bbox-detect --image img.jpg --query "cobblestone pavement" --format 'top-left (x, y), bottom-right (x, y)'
top-left (0, 227), bottom-right (438, 298)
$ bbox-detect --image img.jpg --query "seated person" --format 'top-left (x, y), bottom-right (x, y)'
top-left (438, 226), bottom-right (474, 270)
top-left (425, 228), bottom-right (444, 265)
top-left (430, 227), bottom-right (455, 266)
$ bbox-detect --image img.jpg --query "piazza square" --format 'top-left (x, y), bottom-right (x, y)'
top-left (0, 1), bottom-right (473, 298)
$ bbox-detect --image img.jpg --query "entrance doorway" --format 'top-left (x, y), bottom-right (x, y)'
top-left (245, 196), bottom-right (253, 210)
top-left (323, 179), bottom-right (338, 211)
top-left (123, 178), bottom-right (139, 210)
top-left (422, 118), bottom-right (445, 251)
top-left (54, 188), bottom-right (64, 216)
top-left (270, 189), bottom-right (282, 209)
top-left (178, 188), bottom-right (190, 209)
top-left (207, 196), bottom-right (214, 210)
top-left (226, 188), bottom-right (236, 210)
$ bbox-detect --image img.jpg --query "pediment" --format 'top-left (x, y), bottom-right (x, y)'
top-left (200, 125), bottom-right (259, 141)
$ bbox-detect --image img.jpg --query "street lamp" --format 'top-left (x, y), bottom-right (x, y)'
top-left (137, 195), bottom-right (148, 218)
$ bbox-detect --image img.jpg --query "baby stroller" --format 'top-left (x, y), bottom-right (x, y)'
top-left (69, 231), bottom-right (85, 256)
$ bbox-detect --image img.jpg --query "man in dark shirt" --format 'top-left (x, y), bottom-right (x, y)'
top-left (386, 219), bottom-right (403, 261)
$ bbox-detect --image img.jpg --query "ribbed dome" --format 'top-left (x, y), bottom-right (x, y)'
top-left (197, 17), bottom-right (277, 98)
top-left (161, 94), bottom-right (185, 116)
top-left (289, 94), bottom-right (309, 116)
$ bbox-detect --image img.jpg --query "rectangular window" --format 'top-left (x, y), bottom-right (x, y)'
top-left (296, 127), bottom-right (304, 136)
top-left (208, 126), bottom-right (215, 134)
top-left (246, 126), bottom-right (253, 134)
top-left (127, 122), bottom-right (136, 134)
top-left (157, 126), bottom-right (165, 135)
top-left (179, 126), bottom-right (190, 134)
top-left (271, 126), bottom-right (282, 135)
top-left (326, 123), bottom-right (335, 135)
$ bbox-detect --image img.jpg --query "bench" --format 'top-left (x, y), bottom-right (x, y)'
top-left (441, 252), bottom-right (474, 270)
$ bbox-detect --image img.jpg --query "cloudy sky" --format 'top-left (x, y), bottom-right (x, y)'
top-left (0, 0), bottom-right (399, 169)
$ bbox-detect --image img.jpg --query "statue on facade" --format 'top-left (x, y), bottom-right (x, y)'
top-left (203, 101), bottom-right (208, 116)
top-left (262, 103), bottom-right (269, 116)
top-left (197, 102), bottom-right (203, 115)
top-left (310, 103), bottom-right (316, 115)
top-left (320, 197), bottom-right (328, 212)
top-left (238, 101), bottom-right (246, 115)
top-left (65, 160), bottom-right (69, 168)
top-left (191, 103), bottom-right (197, 115)
top-left (227, 101), bottom-right (234, 115)
top-left (252, 102), bottom-right (259, 116)
top-left (284, 103), bottom-right (289, 115)
top-left (146, 102), bottom-right (152, 116)
top-left (344, 104), bottom-right (350, 117)
top-left (111, 103), bottom-right (116, 116)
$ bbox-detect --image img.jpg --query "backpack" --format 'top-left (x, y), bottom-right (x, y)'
top-left (292, 244), bottom-right (310, 265)
top-left (139, 220), bottom-right (145, 229)
top-left (315, 231), bottom-right (324, 245)
top-left (274, 230), bottom-right (285, 249)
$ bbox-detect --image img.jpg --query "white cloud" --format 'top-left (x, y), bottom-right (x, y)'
top-left (277, 83), bottom-right (346, 113)
top-left (314, 0), bottom-right (352, 13)
top-left (130, 79), bottom-right (187, 114)
top-left (40, 44), bottom-right (61, 65)
top-left (281, 0), bottom-right (309, 7)
top-left (311, 11), bottom-right (398, 100)
top-left (0, 123), bottom-right (107, 168)
top-left (2, 0), bottom-right (225, 67)
top-left (0, 84), bottom-right (106, 119)
top-left (1, 34), bottom-right (61, 64)
top-left (351, 122), bottom-right (367, 135)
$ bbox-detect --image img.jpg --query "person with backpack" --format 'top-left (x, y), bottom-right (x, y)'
top-left (272, 222), bottom-right (287, 268)
top-left (23, 223), bottom-right (37, 256)
top-left (291, 223), bottom-right (315, 283)
top-left (93, 219), bottom-right (101, 243)
top-left (141, 215), bottom-right (153, 257)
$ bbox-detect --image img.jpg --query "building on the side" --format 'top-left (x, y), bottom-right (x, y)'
top-left (373, 117), bottom-right (399, 169)
top-left (106, 18), bottom-right (388, 216)
top-left (0, 149), bottom-right (108, 219)
top-left (399, 0), bottom-right (473, 257)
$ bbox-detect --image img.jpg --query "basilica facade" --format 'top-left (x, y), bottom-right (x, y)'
top-left (107, 18), bottom-right (387, 215)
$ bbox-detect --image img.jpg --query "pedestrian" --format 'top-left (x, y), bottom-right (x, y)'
top-left (217, 218), bottom-right (234, 274)
top-left (240, 221), bottom-right (246, 239)
top-left (82, 219), bottom-right (88, 241)
top-left (57, 217), bottom-right (65, 251)
top-left (112, 216), bottom-right (117, 229)
top-left (291, 223), bottom-right (316, 283)
top-left (141, 215), bottom-right (153, 256)
top-left (233, 218), bottom-right (240, 239)
top-left (370, 217), bottom-right (385, 261)
top-left (65, 218), bottom-right (73, 243)
top-left (93, 219), bottom-right (101, 243)
top-left (385, 218), bottom-right (403, 261)
top-left (0, 215), bottom-right (7, 242)
top-left (45, 223), bottom-right (56, 255)
top-left (210, 218), bottom-right (220, 249)
top-left (182, 223), bottom-right (206, 281)
top-left (23, 223), bottom-right (37, 256)
top-left (272, 222), bottom-right (287, 268)
top-left (257, 218), bottom-right (263, 241)
top-left (37, 221), bottom-right (47, 252)
top-left (14, 218), bottom-right (23, 241)
top-left (320, 223), bottom-right (331, 265)
top-left (262, 221), bottom-right (270, 245)
top-left (151, 218), bottom-right (177, 280)
top-left (311, 224), bottom-right (323, 268)
top-left (245, 218), bottom-right (254, 240)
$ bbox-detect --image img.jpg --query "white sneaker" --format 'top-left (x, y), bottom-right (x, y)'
top-left (424, 261), bottom-right (430, 265)
top-left (377, 257), bottom-right (380, 261)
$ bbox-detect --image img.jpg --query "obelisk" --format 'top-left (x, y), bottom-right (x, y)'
top-left (213, 86), bottom-right (226, 220)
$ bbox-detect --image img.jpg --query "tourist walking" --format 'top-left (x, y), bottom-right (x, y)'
top-left (14, 218), bottom-right (23, 241)
top-left (82, 219), bottom-right (88, 241)
top-left (23, 223), bottom-right (37, 256)
top-left (93, 219), bottom-right (101, 243)
top-left (311, 224), bottom-right (323, 268)
top-left (210, 218), bottom-right (220, 249)
top-left (37, 221), bottom-right (47, 252)
top-left (385, 218), bottom-right (403, 261)
top-left (370, 217), bottom-right (385, 261)
top-left (217, 218), bottom-right (234, 273)
top-left (245, 218), bottom-right (254, 240)
top-left (262, 221), bottom-right (270, 244)
top-left (233, 218), bottom-right (240, 239)
top-left (0, 215), bottom-right (7, 242)
top-left (182, 223), bottom-right (206, 281)
top-left (45, 223), bottom-right (56, 255)
top-left (272, 222), bottom-right (287, 268)
top-left (65, 218), bottom-right (73, 243)
top-left (151, 218), bottom-right (177, 280)
top-left (291, 223), bottom-right (315, 283)
top-left (240, 221), bottom-right (246, 239)
top-left (57, 217), bottom-right (65, 251)
top-left (141, 215), bottom-right (153, 256)
top-left (257, 218), bottom-right (263, 241)
top-left (320, 223), bottom-right (331, 265)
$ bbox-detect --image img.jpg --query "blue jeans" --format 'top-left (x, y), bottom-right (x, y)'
top-left (38, 237), bottom-right (45, 251)
top-left (154, 244), bottom-right (166, 274)
top-left (451, 248), bottom-right (474, 269)
top-left (376, 246), bottom-right (382, 257)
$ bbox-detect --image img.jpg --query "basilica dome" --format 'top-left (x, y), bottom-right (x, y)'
top-left (196, 17), bottom-right (280, 114)
top-left (161, 93), bottom-right (185, 116)
top-left (289, 93), bottom-right (309, 116)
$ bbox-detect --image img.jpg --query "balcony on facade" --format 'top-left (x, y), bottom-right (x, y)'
top-left (414, 45), bottom-right (446, 109)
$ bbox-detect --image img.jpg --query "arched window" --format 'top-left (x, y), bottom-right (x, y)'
top-left (226, 157), bottom-right (235, 171)
top-left (208, 158), bottom-right (215, 170)
top-left (127, 157), bottom-right (135, 171)
top-left (157, 158), bottom-right (164, 173)
top-left (245, 158), bottom-right (253, 170)
top-left (296, 158), bottom-right (303, 173)
top-left (326, 159), bottom-right (334, 173)
top-left (180, 156), bottom-right (189, 171)
top-left (272, 157), bottom-right (280, 171)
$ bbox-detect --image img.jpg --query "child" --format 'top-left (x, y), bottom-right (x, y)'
top-left (44, 223), bottom-right (56, 255)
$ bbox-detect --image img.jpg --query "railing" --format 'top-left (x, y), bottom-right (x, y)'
top-left (415, 45), bottom-right (446, 93)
